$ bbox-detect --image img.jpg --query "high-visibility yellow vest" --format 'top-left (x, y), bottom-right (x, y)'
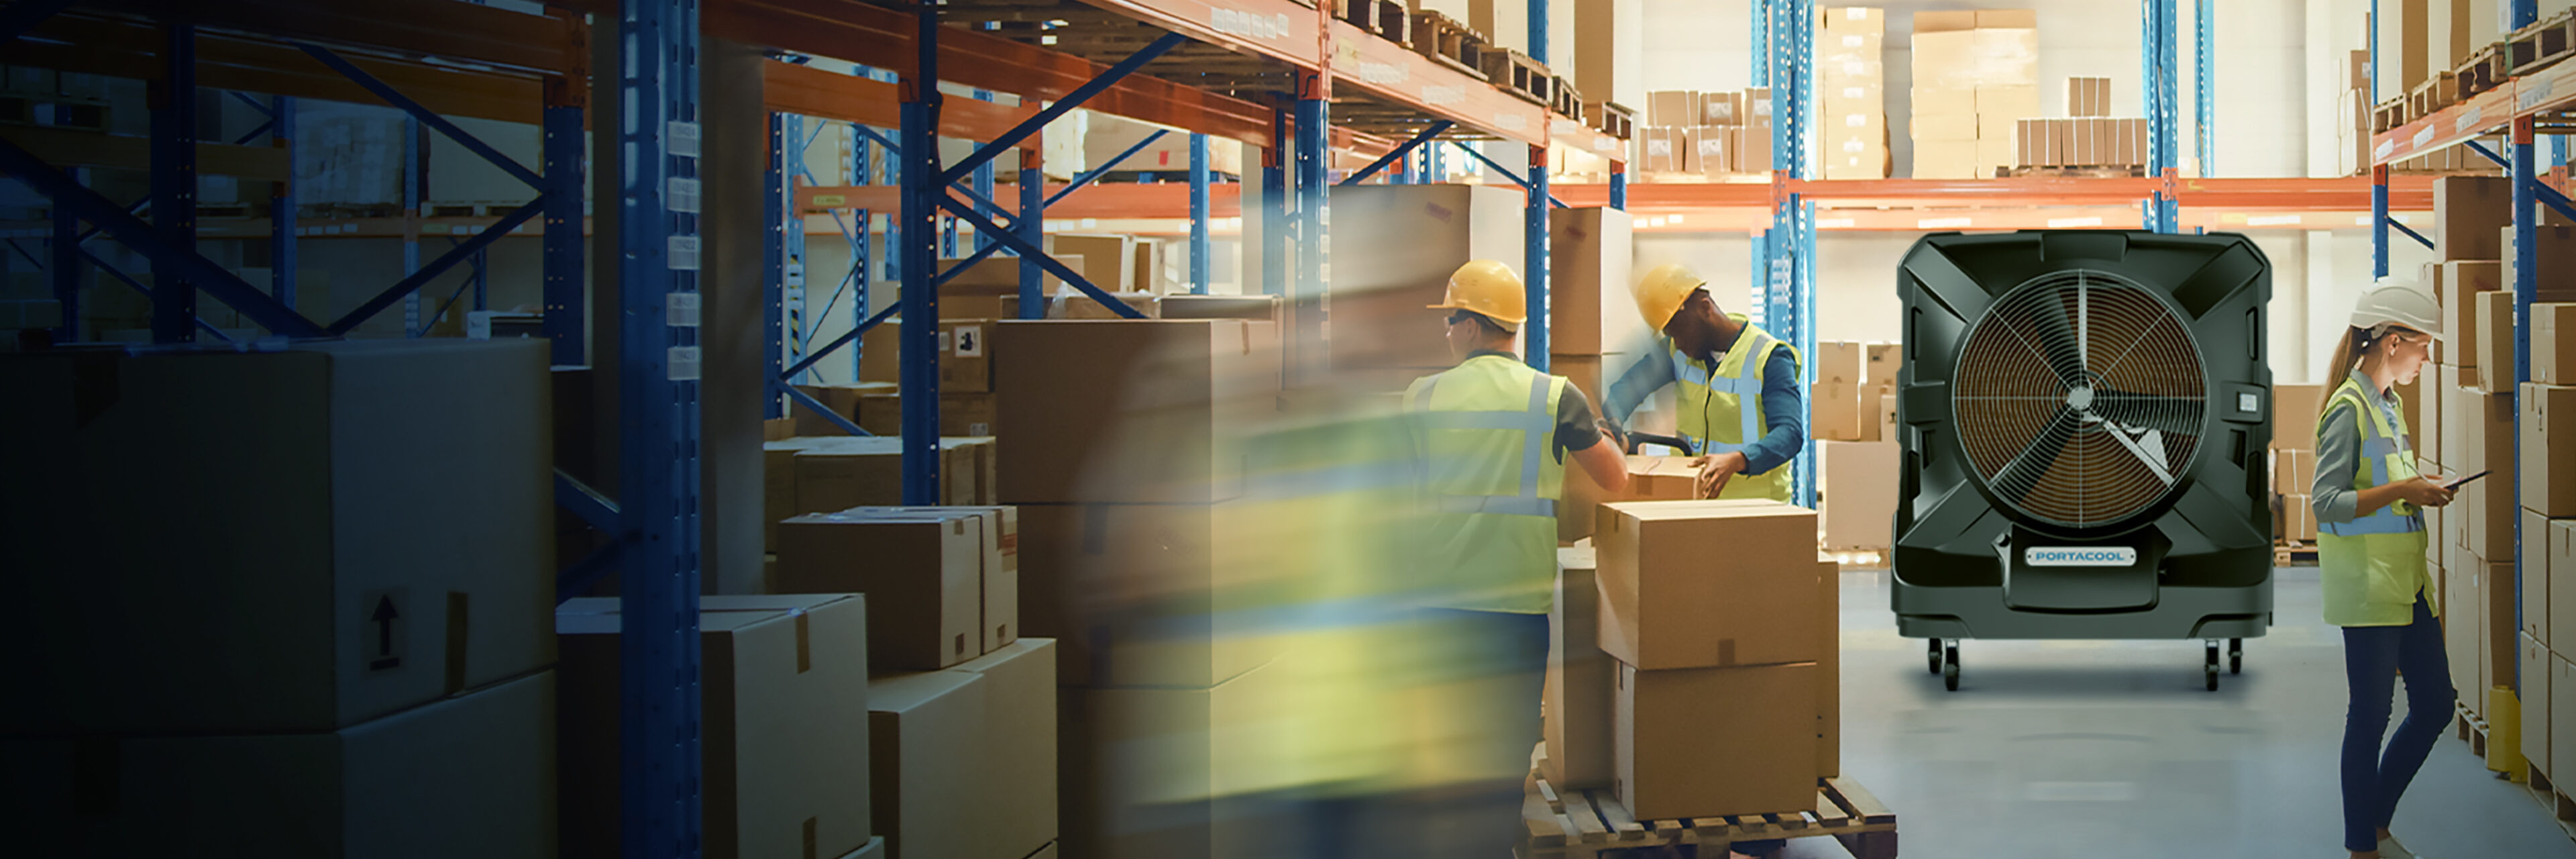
top-left (2314, 376), bottom-right (2438, 627)
top-left (1403, 354), bottom-right (1569, 613)
top-left (1672, 315), bottom-right (1799, 503)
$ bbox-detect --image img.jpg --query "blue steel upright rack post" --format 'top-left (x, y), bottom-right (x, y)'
top-left (901, 1), bottom-right (946, 504)
top-left (615, 2), bottom-right (705, 857)
top-left (150, 23), bottom-right (198, 344)
top-left (2142, 0), bottom-right (2180, 234)
top-left (2510, 0), bottom-right (2539, 682)
top-left (2194, 0), bottom-right (2212, 179)
top-left (1191, 132), bottom-right (1211, 294)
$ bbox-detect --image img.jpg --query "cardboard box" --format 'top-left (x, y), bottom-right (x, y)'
top-left (1912, 112), bottom-right (1979, 141)
top-left (1050, 291), bottom-right (1163, 319)
top-left (2447, 556), bottom-right (2481, 710)
top-left (2556, 520), bottom-right (2576, 656)
top-left (1595, 501), bottom-right (1823, 670)
top-left (858, 391), bottom-right (1001, 438)
top-left (2558, 654), bottom-right (2576, 788)
top-left (1745, 87), bottom-right (1776, 128)
top-left (2527, 631), bottom-right (2553, 776)
top-left (2537, 303), bottom-right (2576, 384)
top-left (1811, 560), bottom-right (1842, 777)
top-left (1548, 208), bottom-right (1634, 357)
top-left (794, 382), bottom-right (894, 436)
top-left (1865, 342), bottom-right (1902, 385)
top-left (859, 318), bottom-right (1002, 393)
top-left (2416, 370), bottom-right (2445, 469)
top-left (2528, 383), bottom-right (2576, 517)
top-left (993, 319), bottom-right (1279, 503)
top-left (2283, 494), bottom-right (2316, 542)
top-left (2066, 76), bottom-right (2112, 116)
top-left (1913, 9), bottom-right (1978, 33)
top-left (1913, 139), bottom-right (1982, 179)
top-left (2273, 448), bottom-right (2316, 497)
top-left (2440, 261), bottom-right (2502, 370)
top-left (1614, 662), bottom-right (1819, 819)
top-left (1815, 341), bottom-right (1862, 385)
top-left (1820, 30), bottom-right (1883, 64)
top-left (0, 670), bottom-right (556, 858)
top-left (1016, 502), bottom-right (1276, 688)
top-left (1812, 380), bottom-right (1866, 440)
top-left (1913, 86), bottom-right (1978, 117)
top-left (1057, 658), bottom-right (1290, 859)
top-left (1083, 116), bottom-right (1243, 176)
top-left (559, 596), bottom-right (872, 859)
top-left (2477, 561), bottom-right (2516, 709)
top-left (1560, 452), bottom-right (1699, 544)
top-left (1978, 9), bottom-right (2039, 28)
top-left (2505, 227), bottom-right (2576, 332)
top-left (777, 511), bottom-right (986, 670)
top-left (2528, 507), bottom-right (2554, 644)
top-left (2447, 382), bottom-right (2518, 560)
top-left (1823, 6), bottom-right (1886, 32)
top-left (1689, 125), bottom-right (1732, 176)
top-left (790, 436), bottom-right (987, 512)
top-left (828, 505), bottom-right (1019, 653)
top-left (1638, 125), bottom-right (1684, 172)
top-left (1646, 91), bottom-right (1699, 126)
top-left (2017, 118), bottom-right (2059, 166)
top-left (1546, 546), bottom-right (1615, 789)
top-left (1046, 234), bottom-right (1134, 298)
top-left (1978, 84), bottom-right (2040, 121)
top-left (869, 670), bottom-right (988, 859)
top-left (2477, 291), bottom-right (2517, 395)
top-left (1823, 440), bottom-right (1898, 550)
top-left (0, 340), bottom-right (555, 735)
top-left (2435, 176), bottom-right (2512, 262)
top-left (1731, 125), bottom-right (1774, 173)
top-left (2375, 0), bottom-right (2430, 96)
top-left (948, 640), bottom-right (1060, 859)
top-left (1326, 184), bottom-right (1524, 370)
top-left (1699, 91), bottom-right (1743, 125)
top-left (1159, 295), bottom-right (1279, 322)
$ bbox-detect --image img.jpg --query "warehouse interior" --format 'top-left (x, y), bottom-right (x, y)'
top-left (8, 0), bottom-right (2576, 858)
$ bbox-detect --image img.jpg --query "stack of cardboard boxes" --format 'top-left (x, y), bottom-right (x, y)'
top-left (1820, 343), bottom-right (1902, 556)
top-left (1910, 9), bottom-right (2037, 179)
top-left (2010, 77), bottom-right (2150, 171)
top-left (1548, 206), bottom-right (1642, 415)
top-left (0, 340), bottom-right (561, 856)
top-left (1820, 7), bottom-right (1888, 179)
top-left (1326, 184), bottom-right (1524, 377)
top-left (1636, 89), bottom-right (1775, 178)
top-left (992, 317), bottom-right (1291, 858)
top-left (2520, 300), bottom-right (2576, 787)
top-left (1543, 501), bottom-right (1839, 821)
top-left (2334, 50), bottom-right (2372, 177)
top-left (2269, 384), bottom-right (2323, 545)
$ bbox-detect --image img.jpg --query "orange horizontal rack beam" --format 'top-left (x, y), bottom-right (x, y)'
top-left (763, 61), bottom-right (1041, 147)
top-left (2370, 57), bottom-right (2576, 166)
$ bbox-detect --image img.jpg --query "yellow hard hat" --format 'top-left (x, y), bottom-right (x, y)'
top-left (1426, 259), bottom-right (1526, 329)
top-left (1633, 263), bottom-right (1707, 331)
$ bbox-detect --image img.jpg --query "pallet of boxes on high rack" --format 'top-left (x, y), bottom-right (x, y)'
top-left (1525, 501), bottom-right (1896, 859)
top-left (1634, 87), bottom-right (1776, 182)
top-left (0, 340), bottom-right (560, 857)
top-left (1819, 7), bottom-right (1888, 179)
top-left (1910, 9), bottom-right (2035, 179)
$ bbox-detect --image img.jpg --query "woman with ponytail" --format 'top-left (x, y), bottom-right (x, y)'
top-left (2312, 279), bottom-right (2453, 859)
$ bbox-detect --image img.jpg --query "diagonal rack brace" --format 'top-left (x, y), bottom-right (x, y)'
top-left (1452, 142), bottom-right (1568, 207)
top-left (1340, 121), bottom-right (1453, 186)
top-left (939, 197), bottom-right (1144, 317)
top-left (329, 200), bottom-right (545, 335)
top-left (297, 44), bottom-right (545, 189)
top-left (938, 32), bottom-right (1189, 187)
top-left (0, 136), bottom-right (324, 337)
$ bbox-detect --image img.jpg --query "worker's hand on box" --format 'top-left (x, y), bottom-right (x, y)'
top-left (1695, 451), bottom-right (1748, 499)
top-left (1597, 419), bottom-right (1630, 454)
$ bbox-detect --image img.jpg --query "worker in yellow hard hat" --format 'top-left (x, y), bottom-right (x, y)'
top-left (1599, 262), bottom-right (1806, 501)
top-left (1398, 258), bottom-right (1627, 856)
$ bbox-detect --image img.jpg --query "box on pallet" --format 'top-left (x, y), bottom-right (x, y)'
top-left (861, 319), bottom-right (1000, 393)
top-left (828, 505), bottom-right (1020, 652)
top-left (1615, 660), bottom-right (1819, 820)
top-left (0, 340), bottom-right (555, 736)
top-left (1546, 546), bottom-right (1616, 789)
top-left (947, 640), bottom-right (1060, 859)
top-left (869, 670), bottom-right (987, 859)
top-left (775, 510), bottom-right (1000, 670)
top-left (559, 595), bottom-right (873, 859)
top-left (785, 436), bottom-right (993, 515)
top-left (2556, 521), bottom-right (2576, 657)
top-left (2447, 558), bottom-right (2481, 713)
top-left (2526, 508), bottom-right (2554, 644)
top-left (2528, 384), bottom-right (2576, 517)
top-left (2527, 631), bottom-right (2553, 779)
top-left (0, 671), bottom-right (557, 858)
top-left (1823, 440), bottom-right (1898, 551)
top-left (1595, 500), bottom-right (1823, 670)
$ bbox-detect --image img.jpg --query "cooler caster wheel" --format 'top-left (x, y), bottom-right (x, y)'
top-left (2204, 640), bottom-right (2222, 691)
top-left (2229, 638), bottom-right (2243, 674)
top-left (1942, 642), bottom-right (1961, 691)
top-left (1928, 638), bottom-right (1945, 674)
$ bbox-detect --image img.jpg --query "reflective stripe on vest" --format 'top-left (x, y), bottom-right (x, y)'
top-left (1411, 370), bottom-right (1558, 519)
top-left (2312, 374), bottom-right (2434, 627)
top-left (2318, 381), bottom-right (2424, 539)
top-left (1671, 332), bottom-right (1772, 456)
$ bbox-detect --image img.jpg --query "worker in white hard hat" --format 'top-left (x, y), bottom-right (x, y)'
top-left (2312, 276), bottom-right (2453, 859)
top-left (1598, 262), bottom-right (1806, 501)
top-left (1400, 259), bottom-right (1627, 857)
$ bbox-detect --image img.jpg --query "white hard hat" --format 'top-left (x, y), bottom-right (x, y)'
top-left (2349, 277), bottom-right (2441, 337)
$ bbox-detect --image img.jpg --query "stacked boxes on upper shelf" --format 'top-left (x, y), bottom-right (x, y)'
top-left (2012, 77), bottom-right (2149, 172)
top-left (1820, 7), bottom-right (1888, 179)
top-left (1911, 9), bottom-right (2036, 178)
top-left (0, 340), bottom-right (560, 856)
top-left (1562, 501), bottom-right (1837, 819)
top-left (1637, 87), bottom-right (1776, 178)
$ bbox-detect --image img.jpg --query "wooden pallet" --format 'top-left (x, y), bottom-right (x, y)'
top-left (2523, 762), bottom-right (2576, 842)
top-left (2457, 43), bottom-right (2512, 102)
top-left (1550, 75), bottom-right (1583, 120)
top-left (1585, 101), bottom-right (1635, 140)
top-left (1479, 48), bottom-right (1551, 106)
top-left (1409, 11), bottom-right (1490, 81)
top-left (2511, 9), bottom-right (2576, 77)
top-left (1338, 0), bottom-right (1407, 44)
top-left (2372, 96), bottom-right (2410, 135)
top-left (2273, 541), bottom-right (2317, 566)
top-left (2409, 72), bottom-right (2459, 119)
top-left (2457, 700), bottom-right (2493, 761)
top-left (1522, 776), bottom-right (1898, 859)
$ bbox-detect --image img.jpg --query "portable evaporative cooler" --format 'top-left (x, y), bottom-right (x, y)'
top-left (1889, 231), bottom-right (2275, 691)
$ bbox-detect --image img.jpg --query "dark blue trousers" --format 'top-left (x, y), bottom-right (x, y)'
top-left (2339, 595), bottom-right (2453, 852)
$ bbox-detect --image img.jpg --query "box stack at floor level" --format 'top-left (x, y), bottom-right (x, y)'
top-left (991, 317), bottom-right (1291, 858)
top-left (2270, 383), bottom-right (2324, 547)
top-left (1560, 501), bottom-right (1836, 820)
top-left (1819, 7), bottom-right (1888, 179)
top-left (2524, 301), bottom-right (2576, 784)
top-left (0, 340), bottom-right (559, 856)
top-left (1821, 343), bottom-right (1901, 558)
top-left (1910, 9), bottom-right (2037, 178)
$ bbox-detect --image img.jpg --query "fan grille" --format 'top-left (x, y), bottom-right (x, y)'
top-left (1952, 270), bottom-right (2206, 529)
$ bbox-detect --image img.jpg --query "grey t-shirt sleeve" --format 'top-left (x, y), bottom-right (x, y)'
top-left (2312, 403), bottom-right (2362, 524)
top-left (1554, 383), bottom-right (1604, 462)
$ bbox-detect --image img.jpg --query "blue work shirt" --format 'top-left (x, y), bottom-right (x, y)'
top-left (1602, 340), bottom-right (1807, 476)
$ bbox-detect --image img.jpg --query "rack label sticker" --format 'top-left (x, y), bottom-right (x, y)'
top-left (667, 177), bottom-right (702, 213)
top-left (1422, 85), bottom-right (1465, 105)
top-left (1355, 60), bottom-right (1406, 85)
top-left (1593, 137), bottom-right (1619, 153)
top-left (667, 293), bottom-right (702, 327)
top-left (360, 589), bottom-right (407, 672)
top-left (667, 235), bottom-right (701, 270)
top-left (1494, 113), bottom-right (1527, 132)
top-left (668, 121), bottom-right (702, 158)
top-left (1210, 8), bottom-right (1292, 40)
top-left (1552, 119), bottom-right (1586, 136)
top-left (2375, 140), bottom-right (2396, 160)
top-left (2456, 107), bottom-right (2482, 133)
top-left (2523, 80), bottom-right (2554, 111)
top-left (2024, 546), bottom-right (2137, 567)
top-left (666, 346), bottom-right (702, 381)
top-left (2412, 127), bottom-right (2436, 148)
top-left (952, 323), bottom-right (984, 357)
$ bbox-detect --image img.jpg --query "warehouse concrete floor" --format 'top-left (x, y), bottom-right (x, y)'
top-left (1776, 566), bottom-right (2576, 859)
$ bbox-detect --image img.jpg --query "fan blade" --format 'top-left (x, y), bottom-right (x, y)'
top-left (2017, 297), bottom-right (2090, 387)
top-left (1988, 407), bottom-right (2077, 503)
top-left (2090, 390), bottom-right (2204, 438)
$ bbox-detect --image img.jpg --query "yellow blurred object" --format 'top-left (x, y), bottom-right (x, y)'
top-left (1425, 259), bottom-right (1527, 328)
top-left (1632, 263), bottom-right (1707, 331)
top-left (2488, 685), bottom-right (2527, 778)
